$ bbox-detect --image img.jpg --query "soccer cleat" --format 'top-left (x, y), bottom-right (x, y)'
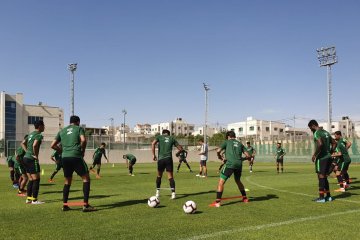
top-left (314, 198), bottom-right (326, 203)
top-left (62, 205), bottom-right (71, 211)
top-left (48, 179), bottom-right (54, 183)
top-left (82, 205), bottom-right (97, 212)
top-left (155, 190), bottom-right (160, 198)
top-left (242, 197), bottom-right (249, 203)
top-left (344, 184), bottom-right (351, 189)
top-left (131, 174), bottom-right (135, 176)
top-left (196, 174), bottom-right (201, 177)
top-left (13, 184), bottom-right (19, 189)
top-left (334, 188), bottom-right (345, 193)
top-left (250, 170), bottom-right (253, 173)
top-left (90, 168), bottom-right (96, 173)
top-left (96, 175), bottom-right (101, 179)
top-left (200, 175), bottom-right (206, 178)
top-left (209, 202), bottom-right (221, 207)
top-left (171, 192), bottom-right (176, 200)
top-left (190, 170), bottom-right (193, 173)
top-left (17, 193), bottom-right (26, 197)
top-left (326, 196), bottom-right (334, 202)
top-left (31, 200), bottom-right (45, 205)
top-left (25, 199), bottom-right (32, 204)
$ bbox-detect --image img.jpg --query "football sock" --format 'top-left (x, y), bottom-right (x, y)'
top-left (240, 189), bottom-right (246, 197)
top-left (186, 163), bottom-right (191, 170)
top-left (324, 178), bottom-right (330, 197)
top-left (27, 180), bottom-right (34, 198)
top-left (156, 176), bottom-right (161, 189)
top-left (10, 170), bottom-right (15, 182)
top-left (277, 167), bottom-right (279, 173)
top-left (32, 179), bottom-right (40, 200)
top-left (83, 181), bottom-right (90, 204)
top-left (63, 184), bottom-right (71, 203)
top-left (177, 164), bottom-right (181, 171)
top-left (344, 173), bottom-right (350, 184)
top-left (50, 170), bottom-right (58, 180)
top-left (97, 168), bottom-right (100, 175)
top-left (216, 191), bottom-right (223, 202)
top-left (319, 178), bottom-right (326, 198)
top-left (336, 175), bottom-right (344, 188)
top-left (129, 165), bottom-right (133, 174)
top-left (169, 178), bottom-right (175, 192)
top-left (281, 167), bottom-right (283, 172)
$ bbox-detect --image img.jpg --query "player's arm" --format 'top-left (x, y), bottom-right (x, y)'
top-left (252, 148), bottom-right (256, 156)
top-left (216, 148), bottom-right (224, 161)
top-left (103, 149), bottom-right (109, 162)
top-left (21, 138), bottom-right (27, 152)
top-left (80, 134), bottom-right (87, 157)
top-left (345, 140), bottom-right (352, 149)
top-left (51, 139), bottom-right (61, 153)
top-left (281, 149), bottom-right (286, 157)
top-left (32, 139), bottom-right (41, 159)
top-left (151, 139), bottom-right (158, 161)
top-left (312, 138), bottom-right (323, 162)
top-left (331, 147), bottom-right (342, 158)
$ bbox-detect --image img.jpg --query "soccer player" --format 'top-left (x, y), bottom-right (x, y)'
top-left (308, 119), bottom-right (336, 203)
top-left (275, 143), bottom-right (286, 173)
top-left (22, 120), bottom-right (45, 204)
top-left (196, 139), bottom-right (208, 178)
top-left (332, 131), bottom-right (352, 192)
top-left (175, 149), bottom-right (192, 173)
top-left (123, 153), bottom-right (137, 176)
top-left (51, 115), bottom-right (95, 212)
top-left (89, 142), bottom-right (108, 179)
top-left (49, 149), bottom-right (62, 182)
top-left (15, 145), bottom-right (28, 196)
top-left (151, 129), bottom-right (183, 199)
top-left (211, 131), bottom-right (250, 207)
top-left (245, 141), bottom-right (256, 173)
top-left (6, 155), bottom-right (19, 188)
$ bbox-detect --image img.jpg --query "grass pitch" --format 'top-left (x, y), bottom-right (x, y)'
top-left (1, 161), bottom-right (359, 240)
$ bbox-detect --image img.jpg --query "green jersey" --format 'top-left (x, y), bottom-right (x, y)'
top-left (276, 147), bottom-right (285, 159)
top-left (176, 150), bottom-right (187, 160)
top-left (220, 139), bottom-right (246, 169)
top-left (124, 153), bottom-right (136, 161)
top-left (336, 138), bottom-right (351, 163)
top-left (55, 125), bottom-right (85, 158)
top-left (93, 147), bottom-right (106, 160)
top-left (155, 135), bottom-right (179, 160)
top-left (313, 129), bottom-right (332, 160)
top-left (24, 130), bottom-right (43, 160)
top-left (15, 146), bottom-right (26, 161)
top-left (245, 146), bottom-right (255, 156)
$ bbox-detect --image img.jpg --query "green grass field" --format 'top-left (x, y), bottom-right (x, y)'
top-left (1, 161), bottom-right (360, 240)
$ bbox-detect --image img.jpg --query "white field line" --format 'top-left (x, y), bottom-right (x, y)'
top-left (181, 209), bottom-right (360, 240)
top-left (245, 176), bottom-right (360, 204)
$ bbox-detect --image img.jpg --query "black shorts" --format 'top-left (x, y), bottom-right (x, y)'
top-left (62, 157), bottom-right (89, 178)
top-left (158, 157), bottom-right (173, 172)
top-left (339, 161), bottom-right (351, 173)
top-left (8, 160), bottom-right (14, 168)
top-left (129, 159), bottom-right (136, 165)
top-left (200, 160), bottom-right (207, 167)
top-left (276, 158), bottom-right (283, 163)
top-left (92, 158), bottom-right (101, 165)
top-left (23, 157), bottom-right (41, 174)
top-left (220, 166), bottom-right (242, 181)
top-left (15, 164), bottom-right (26, 175)
top-left (315, 157), bottom-right (331, 175)
top-left (179, 158), bottom-right (188, 163)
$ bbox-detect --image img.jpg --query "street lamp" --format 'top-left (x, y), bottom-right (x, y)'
top-left (316, 46), bottom-right (338, 133)
top-left (203, 83), bottom-right (210, 145)
top-left (122, 109), bottom-right (127, 147)
top-left (68, 63), bottom-right (77, 116)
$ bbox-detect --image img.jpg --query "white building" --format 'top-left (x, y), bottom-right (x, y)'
top-left (319, 116), bottom-right (355, 137)
top-left (192, 126), bottom-right (220, 138)
top-left (0, 91), bottom-right (64, 155)
top-left (134, 123), bottom-right (151, 135)
top-left (151, 118), bottom-right (195, 136)
top-left (227, 117), bottom-right (286, 141)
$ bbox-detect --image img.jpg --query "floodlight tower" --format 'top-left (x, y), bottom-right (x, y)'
top-left (203, 83), bottom-right (210, 145)
top-left (316, 46), bottom-right (338, 133)
top-left (68, 63), bottom-right (77, 116)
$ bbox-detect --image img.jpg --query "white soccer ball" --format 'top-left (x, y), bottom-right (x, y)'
top-left (148, 196), bottom-right (160, 208)
top-left (183, 200), bottom-right (197, 214)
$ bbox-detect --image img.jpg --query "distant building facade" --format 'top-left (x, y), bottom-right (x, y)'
top-left (151, 118), bottom-right (195, 136)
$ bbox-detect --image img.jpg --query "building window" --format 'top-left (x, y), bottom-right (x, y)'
top-left (5, 101), bottom-right (16, 140)
top-left (266, 127), bottom-right (269, 132)
top-left (274, 127), bottom-right (278, 131)
top-left (279, 129), bottom-right (284, 133)
top-left (239, 127), bottom-right (243, 132)
top-left (28, 116), bottom-right (44, 125)
top-left (249, 126), bottom-right (254, 131)
top-left (343, 125), bottom-right (346, 129)
top-left (258, 127), bottom-right (260, 131)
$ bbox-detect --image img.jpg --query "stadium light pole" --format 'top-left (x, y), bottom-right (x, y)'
top-left (68, 63), bottom-right (77, 116)
top-left (122, 109), bottom-right (127, 148)
top-left (203, 83), bottom-right (210, 145)
top-left (316, 46), bottom-right (338, 133)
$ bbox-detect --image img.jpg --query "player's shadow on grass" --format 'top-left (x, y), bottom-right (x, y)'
top-left (333, 192), bottom-right (360, 199)
top-left (40, 183), bottom-right (56, 186)
top-left (42, 190), bottom-right (81, 195)
top-left (96, 198), bottom-right (148, 210)
top-left (176, 190), bottom-right (216, 200)
top-left (221, 194), bottom-right (279, 206)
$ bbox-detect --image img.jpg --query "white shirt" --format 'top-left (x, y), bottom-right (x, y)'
top-left (200, 143), bottom-right (208, 161)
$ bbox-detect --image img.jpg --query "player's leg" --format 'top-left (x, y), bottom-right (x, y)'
top-left (202, 161), bottom-right (207, 177)
top-left (177, 160), bottom-right (182, 172)
top-left (234, 169), bottom-right (248, 202)
top-left (276, 161), bottom-right (280, 173)
top-left (184, 159), bottom-right (192, 172)
top-left (165, 158), bottom-right (176, 199)
top-left (212, 167), bottom-right (232, 207)
top-left (197, 162), bottom-right (203, 177)
top-left (280, 160), bottom-right (284, 173)
top-left (96, 163), bottom-right (101, 178)
top-left (74, 158), bottom-right (95, 212)
top-left (156, 160), bottom-right (165, 198)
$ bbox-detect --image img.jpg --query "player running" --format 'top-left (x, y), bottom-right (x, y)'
top-left (51, 115), bottom-right (96, 212)
top-left (48, 149), bottom-right (62, 183)
top-left (123, 153), bottom-right (137, 176)
top-left (210, 131), bottom-right (250, 207)
top-left (176, 149), bottom-right (192, 173)
top-left (22, 120), bottom-right (45, 204)
top-left (275, 143), bottom-right (286, 173)
top-left (89, 142), bottom-right (108, 179)
top-left (151, 129), bottom-right (183, 199)
top-left (308, 120), bottom-right (336, 203)
top-left (245, 141), bottom-right (256, 173)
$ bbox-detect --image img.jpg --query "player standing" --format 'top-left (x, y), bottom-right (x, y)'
top-left (275, 143), bottom-right (286, 173)
top-left (245, 141), bottom-right (256, 173)
top-left (210, 131), bottom-right (250, 207)
top-left (151, 129), bottom-right (183, 199)
top-left (196, 139), bottom-right (208, 178)
top-left (89, 142), bottom-right (108, 179)
top-left (51, 115), bottom-right (95, 212)
top-left (308, 119), bottom-right (336, 202)
top-left (48, 149), bottom-right (62, 182)
top-left (22, 120), bottom-right (45, 204)
top-left (176, 149), bottom-right (192, 173)
top-left (123, 153), bottom-right (137, 176)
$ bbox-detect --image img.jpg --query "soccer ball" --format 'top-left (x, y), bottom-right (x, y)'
top-left (148, 196), bottom-right (160, 208)
top-left (183, 200), bottom-right (197, 214)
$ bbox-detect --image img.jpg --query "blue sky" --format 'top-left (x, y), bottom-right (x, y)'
top-left (1, 0), bottom-right (359, 129)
